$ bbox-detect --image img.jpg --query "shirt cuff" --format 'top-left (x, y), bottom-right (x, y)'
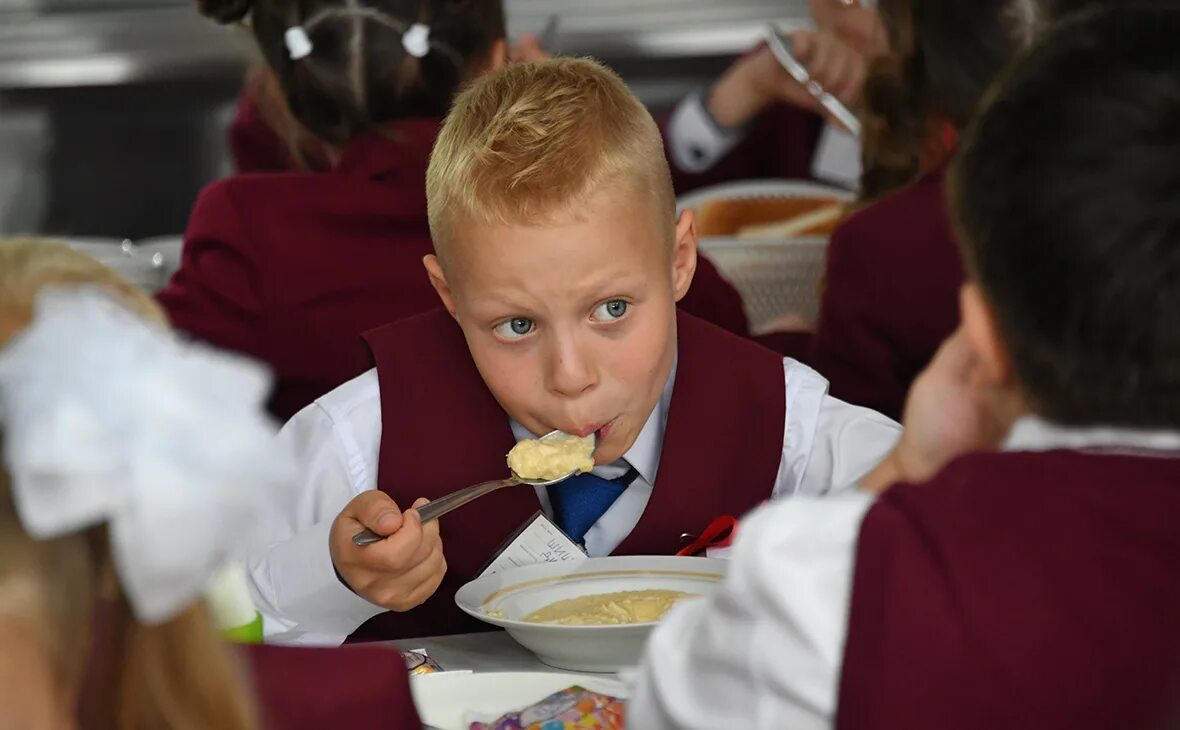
top-left (667, 89), bottom-right (748, 174)
top-left (246, 517), bottom-right (386, 646)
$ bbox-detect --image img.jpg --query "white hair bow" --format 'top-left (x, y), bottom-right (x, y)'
top-left (0, 289), bottom-right (295, 624)
top-left (403, 22), bottom-right (432, 58)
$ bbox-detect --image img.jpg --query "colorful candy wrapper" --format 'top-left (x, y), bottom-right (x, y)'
top-left (401, 648), bottom-right (444, 675)
top-left (467, 685), bottom-right (624, 730)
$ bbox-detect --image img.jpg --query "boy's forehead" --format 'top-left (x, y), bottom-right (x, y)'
top-left (443, 189), bottom-right (674, 291)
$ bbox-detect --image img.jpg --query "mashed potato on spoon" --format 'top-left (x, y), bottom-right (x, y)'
top-left (507, 432), bottom-right (595, 481)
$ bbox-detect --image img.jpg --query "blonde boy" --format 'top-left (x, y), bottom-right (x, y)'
top-left (248, 58), bottom-right (900, 645)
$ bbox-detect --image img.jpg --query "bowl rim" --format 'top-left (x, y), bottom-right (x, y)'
top-left (454, 555), bottom-right (726, 632)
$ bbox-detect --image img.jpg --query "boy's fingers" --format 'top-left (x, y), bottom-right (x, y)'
top-left (363, 508), bottom-right (427, 570)
top-left (788, 30), bottom-right (815, 63)
top-left (370, 544), bottom-right (448, 611)
top-left (840, 61), bottom-right (866, 104)
top-left (807, 35), bottom-right (837, 84)
top-left (410, 498), bottom-right (443, 542)
top-left (343, 491), bottom-right (404, 537)
top-left (397, 548), bottom-right (449, 608)
top-left (931, 327), bottom-right (976, 379)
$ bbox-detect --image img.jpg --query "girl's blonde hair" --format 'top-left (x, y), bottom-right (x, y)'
top-left (0, 238), bottom-right (259, 730)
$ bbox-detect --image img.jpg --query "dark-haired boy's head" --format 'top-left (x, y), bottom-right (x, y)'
top-left (951, 4), bottom-right (1180, 428)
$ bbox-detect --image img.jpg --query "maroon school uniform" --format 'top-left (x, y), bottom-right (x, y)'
top-left (662, 101), bottom-right (825, 196)
top-left (836, 450), bottom-right (1180, 730)
top-left (157, 122), bottom-right (443, 421)
top-left (245, 644), bottom-right (421, 730)
top-left (347, 308), bottom-right (786, 641)
top-left (229, 84), bottom-right (296, 174)
top-left (800, 167), bottom-right (963, 420)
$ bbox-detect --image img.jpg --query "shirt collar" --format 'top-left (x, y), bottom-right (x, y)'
top-left (1003, 415), bottom-right (1180, 455)
top-left (509, 359), bottom-right (678, 486)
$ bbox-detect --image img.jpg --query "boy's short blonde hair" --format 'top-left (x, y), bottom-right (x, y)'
top-left (426, 57), bottom-right (676, 257)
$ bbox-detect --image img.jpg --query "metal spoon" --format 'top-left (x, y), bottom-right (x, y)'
top-left (352, 430), bottom-right (594, 546)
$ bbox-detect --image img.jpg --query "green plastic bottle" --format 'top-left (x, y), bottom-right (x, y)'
top-left (206, 564), bottom-right (264, 644)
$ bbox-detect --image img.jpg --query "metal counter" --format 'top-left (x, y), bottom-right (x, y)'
top-left (0, 0), bottom-right (808, 237)
top-left (0, 0), bottom-right (808, 90)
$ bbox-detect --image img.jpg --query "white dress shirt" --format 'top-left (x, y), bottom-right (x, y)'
top-left (625, 416), bottom-right (1180, 730)
top-left (246, 358), bottom-right (900, 646)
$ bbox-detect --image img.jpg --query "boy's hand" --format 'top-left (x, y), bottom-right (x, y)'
top-left (329, 492), bottom-right (446, 612)
top-left (861, 328), bottom-right (1020, 493)
top-left (707, 31), bottom-right (866, 130)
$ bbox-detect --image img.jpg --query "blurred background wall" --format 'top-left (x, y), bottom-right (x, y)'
top-left (0, 0), bottom-right (809, 239)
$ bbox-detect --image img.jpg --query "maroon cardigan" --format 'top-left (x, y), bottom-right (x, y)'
top-left (761, 168), bottom-right (964, 420)
top-left (162, 110), bottom-right (753, 420)
top-left (837, 449), bottom-right (1180, 730)
top-left (349, 308), bottom-right (786, 641)
top-left (809, 168), bottom-right (963, 419)
top-left (157, 122), bottom-right (443, 421)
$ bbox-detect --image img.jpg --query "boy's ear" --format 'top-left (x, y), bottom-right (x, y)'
top-left (961, 282), bottom-right (1012, 386)
top-left (423, 255), bottom-right (458, 319)
top-left (671, 208), bottom-right (699, 302)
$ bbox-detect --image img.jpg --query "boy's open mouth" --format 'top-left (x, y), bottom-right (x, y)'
top-left (565, 417), bottom-right (616, 442)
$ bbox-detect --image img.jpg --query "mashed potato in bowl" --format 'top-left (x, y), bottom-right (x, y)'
top-left (521, 589), bottom-right (696, 626)
top-left (507, 433), bottom-right (595, 481)
top-left (456, 556), bottom-right (727, 671)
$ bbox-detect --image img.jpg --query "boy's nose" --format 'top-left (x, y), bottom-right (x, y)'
top-left (546, 337), bottom-right (597, 398)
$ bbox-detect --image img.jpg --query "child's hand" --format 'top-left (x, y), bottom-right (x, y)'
top-left (861, 328), bottom-right (1020, 493)
top-left (706, 31), bottom-right (866, 130)
top-left (787, 29), bottom-right (866, 107)
top-left (511, 33), bottom-right (552, 63)
top-left (329, 492), bottom-right (447, 612)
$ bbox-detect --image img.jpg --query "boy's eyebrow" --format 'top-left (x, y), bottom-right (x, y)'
top-left (467, 271), bottom-right (652, 316)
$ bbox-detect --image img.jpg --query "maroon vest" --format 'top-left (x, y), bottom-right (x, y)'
top-left (836, 450), bottom-right (1180, 730)
top-left (349, 308), bottom-right (785, 641)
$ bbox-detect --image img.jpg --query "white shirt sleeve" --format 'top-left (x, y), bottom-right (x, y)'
top-left (244, 370), bottom-right (387, 646)
top-left (776, 359), bottom-right (902, 498)
top-left (626, 491), bottom-right (873, 730)
top-left (666, 90), bottom-right (749, 174)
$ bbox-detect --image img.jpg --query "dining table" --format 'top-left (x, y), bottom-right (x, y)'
top-left (389, 630), bottom-right (611, 676)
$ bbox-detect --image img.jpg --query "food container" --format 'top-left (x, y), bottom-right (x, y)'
top-left (455, 555), bottom-right (726, 672)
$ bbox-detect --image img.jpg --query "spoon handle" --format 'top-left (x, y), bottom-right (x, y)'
top-left (351, 477), bottom-right (521, 546)
top-left (417, 477), bottom-right (520, 522)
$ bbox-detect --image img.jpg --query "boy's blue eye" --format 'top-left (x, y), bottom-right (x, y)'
top-left (495, 317), bottom-right (535, 339)
top-left (593, 300), bottom-right (629, 321)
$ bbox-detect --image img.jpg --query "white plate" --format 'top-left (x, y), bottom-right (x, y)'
top-left (455, 555), bottom-right (726, 672)
top-left (412, 671), bottom-right (627, 730)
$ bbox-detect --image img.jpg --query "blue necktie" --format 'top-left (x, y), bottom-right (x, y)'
top-left (548, 466), bottom-right (640, 545)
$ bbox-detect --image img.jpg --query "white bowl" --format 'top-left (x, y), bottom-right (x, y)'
top-left (676, 179), bottom-right (856, 330)
top-left (676, 178), bottom-right (853, 215)
top-left (454, 555), bottom-right (726, 673)
top-left (412, 671), bottom-right (628, 730)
